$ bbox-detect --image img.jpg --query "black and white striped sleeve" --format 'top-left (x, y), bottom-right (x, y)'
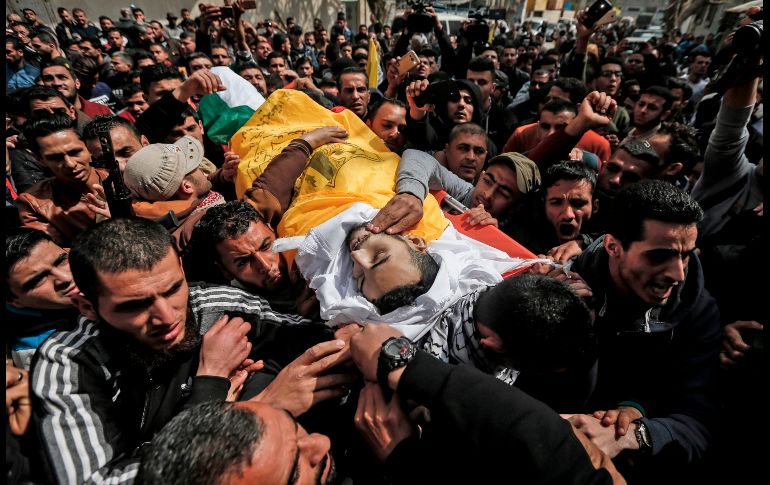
top-left (188, 284), bottom-right (312, 334)
top-left (31, 319), bottom-right (140, 485)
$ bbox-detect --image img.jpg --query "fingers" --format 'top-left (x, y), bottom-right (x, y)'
top-left (311, 387), bottom-right (350, 408)
top-left (314, 372), bottom-right (357, 390)
top-left (308, 345), bottom-right (351, 375)
top-left (298, 339), bottom-right (346, 366)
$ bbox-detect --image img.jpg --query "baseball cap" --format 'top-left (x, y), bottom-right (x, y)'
top-left (166, 12), bottom-right (178, 19)
top-left (487, 152), bottom-right (541, 194)
top-left (124, 136), bottom-right (204, 201)
top-left (619, 138), bottom-right (660, 164)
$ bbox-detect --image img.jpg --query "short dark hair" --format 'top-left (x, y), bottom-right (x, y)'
top-left (78, 36), bottom-right (102, 52)
top-left (657, 122), bottom-right (701, 174)
top-left (607, 179), bottom-right (703, 249)
top-left (266, 51), bottom-right (286, 64)
top-left (82, 114), bottom-right (141, 142)
top-left (447, 122), bottom-right (487, 146)
top-left (366, 97), bottom-right (406, 122)
top-left (140, 401), bottom-right (264, 485)
top-left (475, 273), bottom-right (596, 373)
top-left (467, 55), bottom-right (495, 75)
top-left (70, 218), bottom-right (177, 303)
top-left (551, 77), bottom-right (588, 105)
top-left (295, 55), bottom-right (312, 68)
top-left (120, 82), bottom-right (145, 99)
top-left (515, 52), bottom-right (534, 66)
top-left (179, 31), bottom-right (195, 42)
top-left (140, 64), bottom-right (183, 94)
top-left (665, 76), bottom-right (693, 102)
top-left (73, 56), bottom-right (99, 82)
top-left (23, 86), bottom-right (72, 115)
top-left (336, 66), bottom-right (367, 90)
top-left (542, 160), bottom-right (597, 192)
top-left (189, 201), bottom-right (266, 264)
top-left (149, 42), bottom-right (169, 53)
top-left (5, 229), bottom-right (55, 296)
top-left (541, 98), bottom-right (577, 116)
top-left (32, 30), bottom-right (57, 46)
top-left (6, 38), bottom-right (24, 52)
top-left (232, 61), bottom-right (261, 75)
top-left (23, 112), bottom-right (78, 154)
top-left (642, 85), bottom-right (675, 111)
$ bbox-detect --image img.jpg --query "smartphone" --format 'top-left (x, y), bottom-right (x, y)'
top-left (241, 0), bottom-right (257, 9)
top-left (220, 5), bottom-right (234, 18)
top-left (397, 50), bottom-right (421, 76)
top-left (582, 0), bottom-right (619, 28)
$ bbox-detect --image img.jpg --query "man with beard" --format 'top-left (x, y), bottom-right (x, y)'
top-left (507, 160), bottom-right (597, 256)
top-left (568, 180), bottom-right (720, 482)
top-left (625, 86), bottom-right (673, 141)
top-left (40, 58), bottom-right (113, 118)
top-left (29, 32), bottom-right (66, 64)
top-left (31, 217), bottom-right (354, 484)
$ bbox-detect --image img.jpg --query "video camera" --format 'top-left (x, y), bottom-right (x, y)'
top-left (709, 8), bottom-right (763, 95)
top-left (464, 7), bottom-right (505, 45)
top-left (407, 0), bottom-right (435, 33)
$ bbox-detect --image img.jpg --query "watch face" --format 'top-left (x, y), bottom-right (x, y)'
top-left (383, 337), bottom-right (410, 359)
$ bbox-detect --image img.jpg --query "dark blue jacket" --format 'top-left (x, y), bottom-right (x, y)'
top-left (572, 237), bottom-right (721, 465)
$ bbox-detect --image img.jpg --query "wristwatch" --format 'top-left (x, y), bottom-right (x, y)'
top-left (377, 337), bottom-right (416, 393)
top-left (632, 418), bottom-right (653, 454)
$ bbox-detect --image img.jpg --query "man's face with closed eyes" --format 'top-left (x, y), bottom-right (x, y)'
top-left (346, 225), bottom-right (425, 301)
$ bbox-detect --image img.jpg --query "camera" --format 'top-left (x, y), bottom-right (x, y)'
top-left (407, 0), bottom-right (434, 33)
top-left (709, 17), bottom-right (763, 95)
top-left (413, 80), bottom-right (461, 108)
top-left (465, 8), bottom-right (491, 45)
top-left (732, 19), bottom-right (763, 54)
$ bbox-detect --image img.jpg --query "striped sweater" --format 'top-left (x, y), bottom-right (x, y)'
top-left (30, 284), bottom-right (310, 485)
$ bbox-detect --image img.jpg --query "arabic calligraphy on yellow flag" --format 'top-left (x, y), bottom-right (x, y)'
top-left (230, 89), bottom-right (448, 242)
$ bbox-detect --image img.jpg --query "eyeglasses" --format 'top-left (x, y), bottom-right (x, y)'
top-left (600, 70), bottom-right (623, 78)
top-left (538, 121), bottom-right (567, 131)
top-left (531, 81), bottom-right (548, 88)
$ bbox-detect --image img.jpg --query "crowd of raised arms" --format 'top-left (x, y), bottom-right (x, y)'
top-left (5, 2), bottom-right (763, 484)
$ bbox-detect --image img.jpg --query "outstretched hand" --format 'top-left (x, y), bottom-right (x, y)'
top-left (254, 339), bottom-right (356, 416)
top-left (299, 126), bottom-right (348, 151)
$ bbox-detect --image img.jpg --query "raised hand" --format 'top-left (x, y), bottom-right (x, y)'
top-left (174, 68), bottom-right (226, 102)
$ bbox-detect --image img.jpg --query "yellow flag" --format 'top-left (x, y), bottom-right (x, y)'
top-left (366, 36), bottom-right (379, 89)
top-left (231, 89), bottom-right (447, 245)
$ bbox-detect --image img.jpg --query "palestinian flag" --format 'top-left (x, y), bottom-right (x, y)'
top-left (198, 66), bottom-right (265, 145)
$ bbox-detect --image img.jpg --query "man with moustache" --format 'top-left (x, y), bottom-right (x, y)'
top-left (30, 217), bottom-right (354, 485)
top-left (567, 180), bottom-right (720, 481)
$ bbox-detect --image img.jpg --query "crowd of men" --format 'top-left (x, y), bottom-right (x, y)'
top-left (5, 2), bottom-right (764, 484)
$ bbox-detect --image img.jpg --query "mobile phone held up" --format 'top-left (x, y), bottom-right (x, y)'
top-left (220, 6), bottom-right (234, 18)
top-left (581, 0), bottom-right (620, 28)
top-left (241, 0), bottom-right (257, 9)
top-left (397, 50), bottom-right (421, 76)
